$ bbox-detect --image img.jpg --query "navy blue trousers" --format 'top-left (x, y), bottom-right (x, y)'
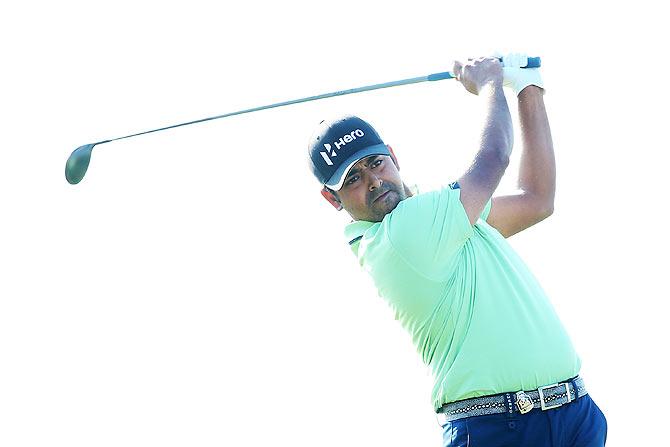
top-left (441, 394), bottom-right (607, 446)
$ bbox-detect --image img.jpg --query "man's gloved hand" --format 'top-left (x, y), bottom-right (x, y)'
top-left (498, 52), bottom-right (544, 96)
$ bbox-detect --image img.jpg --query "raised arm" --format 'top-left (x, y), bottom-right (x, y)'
top-left (485, 86), bottom-right (556, 238)
top-left (453, 57), bottom-right (514, 225)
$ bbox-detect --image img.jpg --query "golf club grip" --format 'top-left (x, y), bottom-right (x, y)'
top-left (427, 56), bottom-right (541, 82)
top-left (517, 56), bottom-right (541, 68)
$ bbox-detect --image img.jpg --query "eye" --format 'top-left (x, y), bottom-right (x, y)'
top-left (371, 159), bottom-right (383, 168)
top-left (345, 175), bottom-right (360, 186)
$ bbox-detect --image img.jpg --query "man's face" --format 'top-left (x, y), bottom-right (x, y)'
top-left (334, 154), bottom-right (408, 222)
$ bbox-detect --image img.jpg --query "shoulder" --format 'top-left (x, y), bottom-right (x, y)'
top-left (386, 184), bottom-right (464, 227)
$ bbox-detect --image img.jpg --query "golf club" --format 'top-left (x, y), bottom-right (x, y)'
top-left (65, 57), bottom-right (541, 184)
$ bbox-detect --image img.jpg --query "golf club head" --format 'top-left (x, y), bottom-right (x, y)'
top-left (65, 143), bottom-right (96, 184)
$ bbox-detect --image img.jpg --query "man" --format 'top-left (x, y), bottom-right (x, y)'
top-left (307, 55), bottom-right (607, 446)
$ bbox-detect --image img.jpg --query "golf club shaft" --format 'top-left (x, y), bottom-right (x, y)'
top-left (104, 74), bottom-right (447, 145)
top-left (92, 57), bottom-right (541, 146)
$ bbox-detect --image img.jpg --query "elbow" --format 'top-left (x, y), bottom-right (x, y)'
top-left (544, 195), bottom-right (555, 217)
top-left (529, 193), bottom-right (554, 222)
top-left (527, 191), bottom-right (554, 222)
top-left (538, 202), bottom-right (554, 221)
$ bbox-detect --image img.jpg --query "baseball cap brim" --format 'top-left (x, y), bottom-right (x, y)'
top-left (324, 143), bottom-right (391, 191)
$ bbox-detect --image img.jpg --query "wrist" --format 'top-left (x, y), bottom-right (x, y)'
top-left (518, 84), bottom-right (544, 96)
top-left (518, 85), bottom-right (545, 99)
top-left (503, 68), bottom-right (543, 96)
top-left (481, 79), bottom-right (504, 96)
top-left (512, 75), bottom-right (544, 97)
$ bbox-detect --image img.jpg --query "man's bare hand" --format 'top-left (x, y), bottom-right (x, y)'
top-left (453, 57), bottom-right (504, 95)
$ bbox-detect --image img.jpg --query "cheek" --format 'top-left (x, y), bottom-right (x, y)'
top-left (382, 162), bottom-right (400, 179)
top-left (340, 188), bottom-right (367, 210)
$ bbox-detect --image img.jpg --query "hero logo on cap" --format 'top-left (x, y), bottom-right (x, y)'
top-left (308, 116), bottom-right (390, 190)
top-left (319, 129), bottom-right (365, 166)
top-left (320, 143), bottom-right (335, 166)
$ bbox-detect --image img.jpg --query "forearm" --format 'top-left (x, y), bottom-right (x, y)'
top-left (463, 83), bottom-right (514, 188)
top-left (481, 83), bottom-right (514, 164)
top-left (517, 87), bottom-right (556, 210)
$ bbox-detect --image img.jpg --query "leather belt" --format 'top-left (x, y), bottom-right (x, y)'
top-left (436, 376), bottom-right (587, 426)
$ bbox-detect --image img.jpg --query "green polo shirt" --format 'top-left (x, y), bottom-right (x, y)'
top-left (344, 184), bottom-right (580, 411)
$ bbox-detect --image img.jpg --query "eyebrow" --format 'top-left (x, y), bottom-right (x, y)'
top-left (346, 167), bottom-right (361, 179)
top-left (345, 155), bottom-right (380, 180)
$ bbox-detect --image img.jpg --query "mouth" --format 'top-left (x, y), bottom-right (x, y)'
top-left (372, 190), bottom-right (391, 203)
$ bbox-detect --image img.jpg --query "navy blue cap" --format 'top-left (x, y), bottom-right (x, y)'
top-left (308, 115), bottom-right (390, 190)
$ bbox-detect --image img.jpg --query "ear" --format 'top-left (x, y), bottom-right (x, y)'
top-left (387, 145), bottom-right (400, 170)
top-left (321, 187), bottom-right (343, 211)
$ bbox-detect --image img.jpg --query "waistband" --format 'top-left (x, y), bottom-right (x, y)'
top-left (436, 376), bottom-right (587, 426)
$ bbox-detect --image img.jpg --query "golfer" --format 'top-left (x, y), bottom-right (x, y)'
top-left (307, 55), bottom-right (607, 446)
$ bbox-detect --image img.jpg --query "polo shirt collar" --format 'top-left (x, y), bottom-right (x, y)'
top-left (344, 220), bottom-right (375, 253)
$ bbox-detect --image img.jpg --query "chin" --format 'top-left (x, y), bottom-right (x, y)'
top-left (373, 192), bottom-right (402, 220)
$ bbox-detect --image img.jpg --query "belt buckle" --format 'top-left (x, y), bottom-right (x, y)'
top-left (538, 382), bottom-right (570, 411)
top-left (515, 391), bottom-right (533, 414)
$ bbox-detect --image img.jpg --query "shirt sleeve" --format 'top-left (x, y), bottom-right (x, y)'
top-left (383, 184), bottom-right (474, 279)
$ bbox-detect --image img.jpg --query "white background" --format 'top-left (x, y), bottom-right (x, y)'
top-left (1, 1), bottom-right (667, 446)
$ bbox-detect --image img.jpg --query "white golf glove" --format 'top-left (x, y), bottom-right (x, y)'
top-left (499, 52), bottom-right (544, 96)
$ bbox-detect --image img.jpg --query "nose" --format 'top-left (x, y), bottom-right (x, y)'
top-left (368, 174), bottom-right (382, 192)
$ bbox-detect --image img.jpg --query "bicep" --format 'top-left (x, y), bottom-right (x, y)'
top-left (486, 191), bottom-right (554, 238)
